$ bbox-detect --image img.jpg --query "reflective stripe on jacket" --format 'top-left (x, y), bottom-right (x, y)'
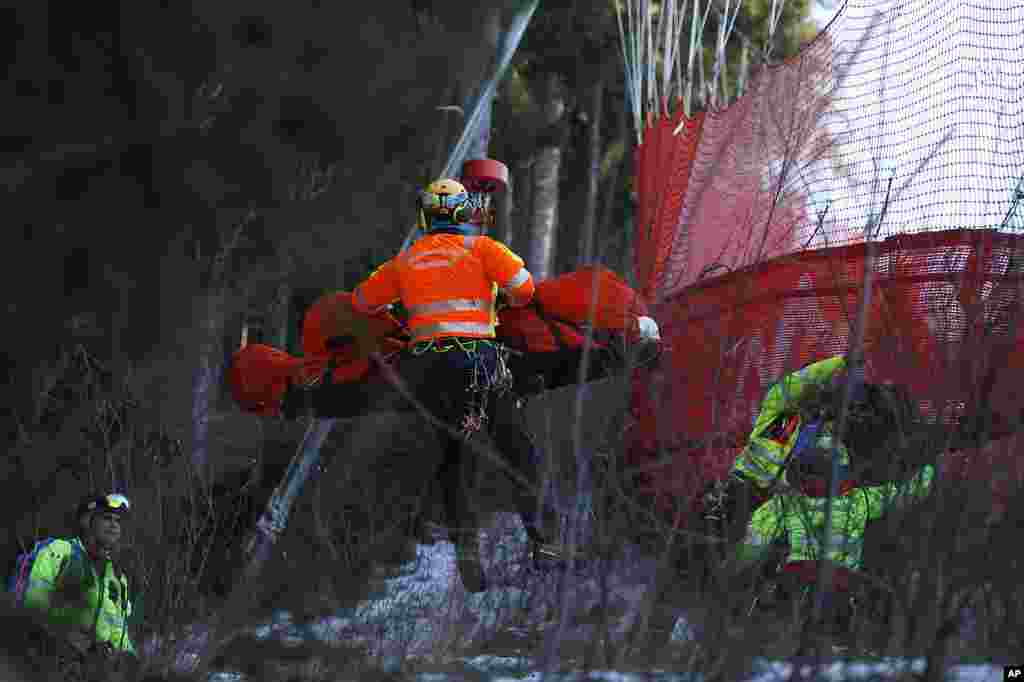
top-left (731, 356), bottom-right (849, 488)
top-left (353, 233), bottom-right (535, 343)
top-left (23, 537), bottom-right (134, 654)
top-left (738, 464), bottom-right (935, 571)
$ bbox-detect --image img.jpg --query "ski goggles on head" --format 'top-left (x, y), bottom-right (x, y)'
top-left (419, 190), bottom-right (469, 213)
top-left (89, 493), bottom-right (132, 515)
top-left (105, 493), bottom-right (131, 510)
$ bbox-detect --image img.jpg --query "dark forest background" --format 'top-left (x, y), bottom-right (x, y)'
top-left (0, 0), bottom-right (818, 543)
top-left (18, 3), bottom-right (1007, 681)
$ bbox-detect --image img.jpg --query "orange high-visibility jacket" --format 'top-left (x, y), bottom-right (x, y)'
top-left (353, 233), bottom-right (535, 343)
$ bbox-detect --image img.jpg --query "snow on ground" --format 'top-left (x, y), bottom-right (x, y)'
top-left (410, 656), bottom-right (1006, 681)
top-left (209, 659), bottom-right (1004, 682)
top-left (426, 661), bottom-right (1005, 681)
top-left (151, 513), bottom-right (1006, 681)
top-left (232, 512), bottom-right (668, 661)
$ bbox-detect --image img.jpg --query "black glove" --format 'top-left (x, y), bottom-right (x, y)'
top-left (859, 427), bottom-right (943, 485)
top-left (700, 474), bottom-right (748, 525)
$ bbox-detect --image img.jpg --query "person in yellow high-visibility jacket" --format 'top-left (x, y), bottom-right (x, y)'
top-left (731, 356), bottom-right (853, 488)
top-left (703, 357), bottom-right (856, 542)
top-left (20, 493), bottom-right (135, 664)
top-left (706, 356), bottom-right (925, 542)
top-left (728, 448), bottom-right (937, 655)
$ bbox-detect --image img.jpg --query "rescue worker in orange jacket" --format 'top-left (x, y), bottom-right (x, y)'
top-left (353, 178), bottom-right (552, 592)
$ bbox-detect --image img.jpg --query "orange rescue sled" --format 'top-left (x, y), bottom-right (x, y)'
top-left (228, 269), bottom-right (654, 416)
top-left (497, 266), bottom-right (650, 352)
top-left (227, 291), bottom-right (406, 416)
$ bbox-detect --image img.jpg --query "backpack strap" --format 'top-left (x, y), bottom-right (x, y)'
top-left (10, 538), bottom-right (61, 605)
top-left (763, 418), bottom-right (822, 494)
top-left (9, 545), bottom-right (33, 599)
top-left (790, 419), bottom-right (823, 465)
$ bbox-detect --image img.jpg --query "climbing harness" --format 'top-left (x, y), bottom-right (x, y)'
top-left (409, 337), bottom-right (513, 438)
top-left (409, 337), bottom-right (493, 356)
top-left (460, 339), bottom-right (511, 437)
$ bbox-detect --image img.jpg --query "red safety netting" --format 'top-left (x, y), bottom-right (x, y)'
top-left (633, 38), bottom-right (836, 302)
top-left (634, 0), bottom-right (1024, 303)
top-left (628, 229), bottom-right (1024, 511)
top-left (628, 0), bottom-right (1024, 513)
top-left (634, 109), bottom-right (704, 303)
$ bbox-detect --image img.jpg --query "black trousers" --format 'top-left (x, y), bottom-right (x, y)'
top-left (397, 339), bottom-right (550, 545)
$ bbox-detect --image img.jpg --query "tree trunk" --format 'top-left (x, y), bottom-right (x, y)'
top-left (510, 159), bottom-right (533, 253)
top-left (464, 7), bottom-right (501, 163)
top-left (599, 103), bottom-right (629, 274)
top-left (436, 5), bottom-right (501, 179)
top-left (526, 73), bottom-right (567, 281)
top-left (191, 290), bottom-right (229, 485)
top-left (190, 210), bottom-right (254, 483)
top-left (578, 76), bottom-right (605, 268)
top-left (497, 171), bottom-right (515, 245)
top-left (431, 82), bottom-right (460, 180)
top-left (467, 89), bottom-right (493, 163)
top-left (528, 145), bottom-right (561, 281)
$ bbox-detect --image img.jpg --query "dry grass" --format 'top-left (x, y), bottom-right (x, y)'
top-left (7, 297), bottom-right (1020, 682)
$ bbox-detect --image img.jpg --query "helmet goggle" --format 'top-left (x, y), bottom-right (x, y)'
top-left (419, 189), bottom-right (469, 215)
top-left (88, 493), bottom-right (132, 515)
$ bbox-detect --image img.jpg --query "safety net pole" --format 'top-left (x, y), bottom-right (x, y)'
top-left (400, 0), bottom-right (541, 253)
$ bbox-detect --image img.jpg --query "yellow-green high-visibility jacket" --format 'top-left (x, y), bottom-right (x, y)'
top-left (731, 356), bottom-right (850, 489)
top-left (737, 464), bottom-right (935, 571)
top-left (22, 537), bottom-right (134, 654)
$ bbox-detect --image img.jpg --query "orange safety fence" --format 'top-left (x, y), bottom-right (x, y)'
top-left (628, 229), bottom-right (1024, 512)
